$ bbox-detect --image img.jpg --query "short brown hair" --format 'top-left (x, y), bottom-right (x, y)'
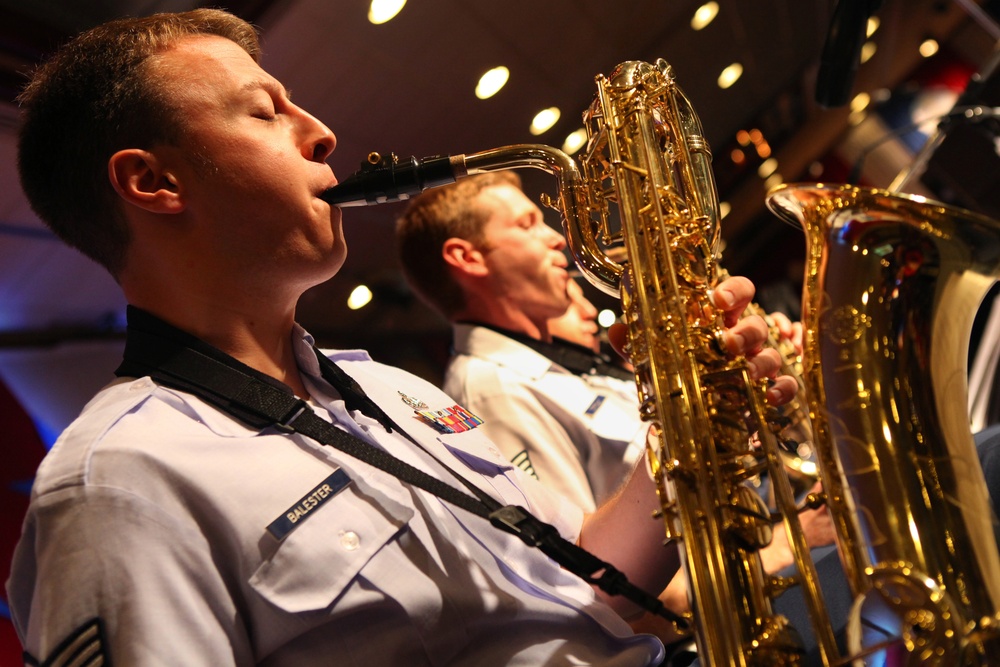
top-left (396, 171), bottom-right (521, 319)
top-left (16, 9), bottom-right (261, 277)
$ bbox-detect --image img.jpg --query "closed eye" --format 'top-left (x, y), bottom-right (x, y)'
top-left (242, 79), bottom-right (290, 123)
top-left (251, 98), bottom-right (277, 121)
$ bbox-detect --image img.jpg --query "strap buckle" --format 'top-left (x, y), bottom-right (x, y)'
top-left (273, 399), bottom-right (309, 433)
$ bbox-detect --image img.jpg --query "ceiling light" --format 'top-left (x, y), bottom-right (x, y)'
top-left (347, 284), bottom-right (373, 310)
top-left (919, 39), bottom-right (939, 58)
top-left (866, 16), bottom-right (880, 37)
top-left (757, 157), bottom-right (778, 179)
top-left (476, 66), bottom-right (509, 99)
top-left (691, 2), bottom-right (719, 30)
top-left (530, 107), bottom-right (561, 135)
top-left (764, 173), bottom-right (784, 190)
top-left (717, 63), bottom-right (743, 89)
top-left (850, 92), bottom-right (871, 113)
top-left (861, 41), bottom-right (877, 64)
top-left (562, 128), bottom-right (588, 154)
top-left (368, 0), bottom-right (406, 24)
top-left (719, 201), bottom-right (731, 219)
top-left (597, 309), bottom-right (618, 328)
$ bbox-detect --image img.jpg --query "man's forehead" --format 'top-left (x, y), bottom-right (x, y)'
top-left (150, 33), bottom-right (268, 90)
top-left (480, 184), bottom-right (534, 218)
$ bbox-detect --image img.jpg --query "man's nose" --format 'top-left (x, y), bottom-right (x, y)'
top-left (294, 104), bottom-right (336, 162)
top-left (544, 225), bottom-right (565, 249)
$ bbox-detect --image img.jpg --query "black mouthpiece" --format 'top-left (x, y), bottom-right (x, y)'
top-left (322, 152), bottom-right (459, 207)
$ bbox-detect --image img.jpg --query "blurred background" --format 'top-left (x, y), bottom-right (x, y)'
top-left (2, 0), bottom-right (1000, 660)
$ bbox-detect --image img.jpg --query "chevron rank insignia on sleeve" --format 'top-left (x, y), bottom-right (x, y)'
top-left (26, 617), bottom-right (109, 667)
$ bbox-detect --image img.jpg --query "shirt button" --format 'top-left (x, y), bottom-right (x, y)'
top-left (339, 530), bottom-right (360, 551)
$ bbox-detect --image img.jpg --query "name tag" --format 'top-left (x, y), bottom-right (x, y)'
top-left (267, 469), bottom-right (352, 540)
top-left (585, 395), bottom-right (606, 415)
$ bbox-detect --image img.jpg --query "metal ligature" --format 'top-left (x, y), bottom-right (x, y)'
top-left (767, 184), bottom-right (1000, 664)
top-left (324, 58), bottom-right (840, 666)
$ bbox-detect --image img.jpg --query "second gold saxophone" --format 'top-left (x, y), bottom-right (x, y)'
top-left (767, 184), bottom-right (1000, 665)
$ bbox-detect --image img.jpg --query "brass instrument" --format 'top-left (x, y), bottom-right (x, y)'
top-left (324, 60), bottom-right (839, 665)
top-left (578, 59), bottom-right (836, 666)
top-left (767, 183), bottom-right (1000, 664)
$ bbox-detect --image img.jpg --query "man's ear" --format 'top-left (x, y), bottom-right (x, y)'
top-left (442, 237), bottom-right (489, 277)
top-left (107, 148), bottom-right (185, 214)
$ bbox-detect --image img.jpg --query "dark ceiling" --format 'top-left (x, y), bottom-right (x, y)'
top-left (1, 0), bottom-right (998, 385)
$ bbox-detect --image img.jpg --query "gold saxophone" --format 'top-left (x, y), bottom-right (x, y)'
top-left (572, 58), bottom-right (837, 665)
top-left (326, 59), bottom-right (922, 665)
top-left (767, 184), bottom-right (1000, 664)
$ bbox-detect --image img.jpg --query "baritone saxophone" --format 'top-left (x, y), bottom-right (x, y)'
top-left (767, 184), bottom-right (1000, 664)
top-left (573, 58), bottom-right (838, 666)
top-left (323, 59), bottom-right (839, 665)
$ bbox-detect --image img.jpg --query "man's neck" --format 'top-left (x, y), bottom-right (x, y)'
top-left (460, 321), bottom-right (634, 381)
top-left (453, 302), bottom-right (551, 342)
top-left (124, 293), bottom-right (310, 399)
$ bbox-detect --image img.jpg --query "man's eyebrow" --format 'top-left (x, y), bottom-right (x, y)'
top-left (523, 209), bottom-right (543, 224)
top-left (240, 79), bottom-right (292, 100)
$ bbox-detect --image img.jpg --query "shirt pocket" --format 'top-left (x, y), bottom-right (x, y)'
top-left (433, 431), bottom-right (538, 507)
top-left (249, 482), bottom-right (414, 613)
top-left (436, 430), bottom-right (513, 475)
top-left (584, 393), bottom-right (646, 445)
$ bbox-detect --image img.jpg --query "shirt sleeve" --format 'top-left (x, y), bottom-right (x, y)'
top-left (9, 485), bottom-right (254, 667)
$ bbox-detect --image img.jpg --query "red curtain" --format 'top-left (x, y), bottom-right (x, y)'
top-left (0, 378), bottom-right (47, 664)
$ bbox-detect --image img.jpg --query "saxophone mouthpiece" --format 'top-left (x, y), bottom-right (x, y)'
top-left (322, 152), bottom-right (466, 207)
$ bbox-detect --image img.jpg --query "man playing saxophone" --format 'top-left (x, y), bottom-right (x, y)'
top-left (5, 8), bottom-right (798, 666)
top-left (395, 170), bottom-right (842, 654)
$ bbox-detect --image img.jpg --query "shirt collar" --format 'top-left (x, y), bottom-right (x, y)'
top-left (452, 322), bottom-right (558, 381)
top-left (454, 321), bottom-right (633, 382)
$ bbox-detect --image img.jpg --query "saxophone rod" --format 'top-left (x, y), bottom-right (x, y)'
top-left (321, 145), bottom-right (582, 207)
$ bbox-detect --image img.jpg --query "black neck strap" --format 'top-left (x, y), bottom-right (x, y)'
top-left (113, 306), bottom-right (682, 626)
top-left (459, 322), bottom-right (634, 382)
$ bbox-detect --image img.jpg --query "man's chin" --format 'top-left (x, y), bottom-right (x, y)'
top-left (307, 243), bottom-right (348, 286)
top-left (328, 244), bottom-right (348, 276)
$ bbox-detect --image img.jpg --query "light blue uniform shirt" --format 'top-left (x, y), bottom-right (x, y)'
top-left (8, 325), bottom-right (664, 666)
top-left (445, 324), bottom-right (647, 513)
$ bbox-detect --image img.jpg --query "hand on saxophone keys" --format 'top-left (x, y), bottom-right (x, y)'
top-left (607, 275), bottom-right (801, 407)
top-left (714, 276), bottom-right (798, 402)
top-left (765, 310), bottom-right (804, 353)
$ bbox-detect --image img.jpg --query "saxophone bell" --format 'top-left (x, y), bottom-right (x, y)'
top-left (768, 182), bottom-right (1000, 664)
